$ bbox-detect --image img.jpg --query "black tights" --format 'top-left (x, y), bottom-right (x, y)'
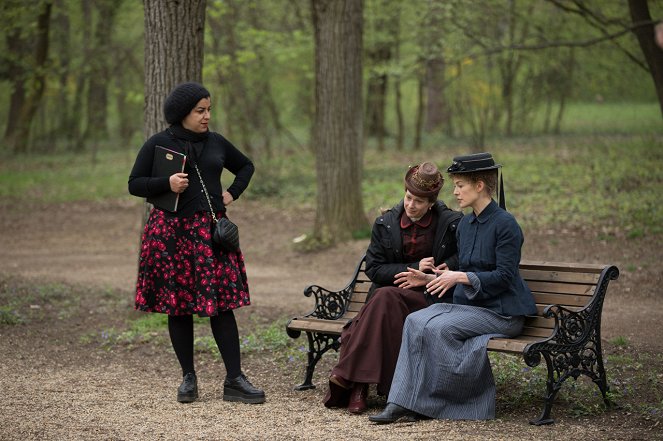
top-left (167, 311), bottom-right (242, 379)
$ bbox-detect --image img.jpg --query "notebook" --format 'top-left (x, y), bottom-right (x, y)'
top-left (147, 145), bottom-right (187, 212)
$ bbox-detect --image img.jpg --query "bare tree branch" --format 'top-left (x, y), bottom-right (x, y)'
top-left (454, 20), bottom-right (655, 72)
top-left (546, 0), bottom-right (649, 70)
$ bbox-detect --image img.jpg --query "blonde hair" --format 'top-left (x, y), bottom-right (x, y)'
top-left (450, 170), bottom-right (498, 196)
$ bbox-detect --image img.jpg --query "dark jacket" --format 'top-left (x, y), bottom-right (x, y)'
top-left (365, 200), bottom-right (462, 293)
top-left (128, 129), bottom-right (254, 218)
top-left (452, 199), bottom-right (537, 316)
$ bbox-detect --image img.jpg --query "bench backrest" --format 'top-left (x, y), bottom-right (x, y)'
top-left (340, 259), bottom-right (614, 342)
top-left (518, 261), bottom-right (610, 342)
top-left (340, 257), bottom-right (371, 321)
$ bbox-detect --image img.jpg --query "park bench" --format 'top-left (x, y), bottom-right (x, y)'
top-left (285, 255), bottom-right (620, 425)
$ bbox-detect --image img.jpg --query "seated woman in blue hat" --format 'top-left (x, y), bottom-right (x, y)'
top-left (369, 152), bottom-right (537, 424)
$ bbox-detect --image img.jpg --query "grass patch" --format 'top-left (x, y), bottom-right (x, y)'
top-left (95, 313), bottom-right (307, 364)
top-left (0, 277), bottom-right (82, 323)
top-left (0, 147), bottom-right (135, 204)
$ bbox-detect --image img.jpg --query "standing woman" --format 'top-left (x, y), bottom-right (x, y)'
top-left (128, 82), bottom-right (264, 404)
top-left (369, 152), bottom-right (537, 423)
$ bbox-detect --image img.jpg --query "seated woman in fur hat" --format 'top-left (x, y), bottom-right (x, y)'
top-left (323, 162), bottom-right (462, 414)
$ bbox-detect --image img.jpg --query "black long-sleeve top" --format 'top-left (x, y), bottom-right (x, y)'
top-left (128, 129), bottom-right (254, 217)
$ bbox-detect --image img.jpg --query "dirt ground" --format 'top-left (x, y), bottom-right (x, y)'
top-left (1, 198), bottom-right (662, 440)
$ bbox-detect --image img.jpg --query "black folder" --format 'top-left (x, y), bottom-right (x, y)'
top-left (147, 145), bottom-right (187, 212)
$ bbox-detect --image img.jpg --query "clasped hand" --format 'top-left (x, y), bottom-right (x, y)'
top-left (425, 268), bottom-right (460, 298)
top-left (394, 259), bottom-right (448, 290)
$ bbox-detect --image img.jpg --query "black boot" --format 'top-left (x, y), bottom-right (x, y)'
top-left (177, 372), bottom-right (198, 403)
top-left (368, 403), bottom-right (420, 424)
top-left (223, 373), bottom-right (265, 404)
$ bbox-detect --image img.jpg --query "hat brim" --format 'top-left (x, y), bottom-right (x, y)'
top-left (447, 164), bottom-right (502, 173)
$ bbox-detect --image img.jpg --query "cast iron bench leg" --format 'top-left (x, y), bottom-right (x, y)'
top-left (294, 331), bottom-right (340, 391)
top-left (530, 353), bottom-right (558, 425)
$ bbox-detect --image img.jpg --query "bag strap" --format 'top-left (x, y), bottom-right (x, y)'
top-left (192, 160), bottom-right (218, 224)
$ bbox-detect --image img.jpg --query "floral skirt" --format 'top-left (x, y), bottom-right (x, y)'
top-left (134, 208), bottom-right (250, 316)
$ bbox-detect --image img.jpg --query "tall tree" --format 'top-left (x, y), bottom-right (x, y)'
top-left (142, 0), bottom-right (206, 224)
top-left (422, 0), bottom-right (451, 134)
top-left (2, 0), bottom-right (52, 154)
top-left (364, 0), bottom-right (398, 151)
top-left (628, 0), bottom-right (663, 116)
top-left (143, 0), bottom-right (206, 138)
top-left (310, 0), bottom-right (367, 245)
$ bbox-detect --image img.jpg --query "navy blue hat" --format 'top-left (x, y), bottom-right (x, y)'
top-left (446, 152), bottom-right (502, 174)
top-left (163, 82), bottom-right (210, 125)
top-left (447, 152), bottom-right (506, 210)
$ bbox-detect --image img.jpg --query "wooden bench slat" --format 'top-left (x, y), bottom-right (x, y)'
top-left (534, 304), bottom-right (581, 315)
top-left (287, 318), bottom-right (348, 334)
top-left (519, 327), bottom-right (554, 338)
top-left (349, 292), bottom-right (369, 303)
top-left (520, 260), bottom-right (606, 273)
top-left (520, 269), bottom-right (600, 284)
top-left (525, 316), bottom-right (555, 329)
top-left (346, 301), bottom-right (365, 312)
top-left (487, 338), bottom-right (529, 353)
top-left (526, 280), bottom-right (595, 296)
top-left (532, 292), bottom-right (592, 307)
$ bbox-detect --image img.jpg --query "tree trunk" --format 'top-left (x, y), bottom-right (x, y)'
top-left (143, 0), bottom-right (206, 139)
top-left (208, 2), bottom-right (254, 156)
top-left (3, 2), bottom-right (52, 154)
top-left (413, 75), bottom-right (424, 150)
top-left (628, 0), bottom-right (663, 117)
top-left (311, 0), bottom-right (367, 245)
top-left (85, 0), bottom-right (120, 147)
top-left (142, 0), bottom-right (206, 226)
top-left (365, 66), bottom-right (389, 151)
top-left (424, 56), bottom-right (449, 133)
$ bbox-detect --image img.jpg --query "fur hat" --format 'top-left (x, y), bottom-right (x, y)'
top-left (163, 82), bottom-right (210, 125)
top-left (404, 162), bottom-right (444, 200)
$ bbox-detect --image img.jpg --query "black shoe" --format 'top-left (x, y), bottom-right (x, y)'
top-left (223, 373), bottom-right (266, 404)
top-left (177, 372), bottom-right (198, 403)
top-left (368, 403), bottom-right (420, 424)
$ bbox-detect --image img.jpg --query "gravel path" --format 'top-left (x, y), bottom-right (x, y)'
top-left (1, 200), bottom-right (662, 440)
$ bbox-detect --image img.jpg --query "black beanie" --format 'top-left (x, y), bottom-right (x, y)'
top-left (163, 82), bottom-right (210, 125)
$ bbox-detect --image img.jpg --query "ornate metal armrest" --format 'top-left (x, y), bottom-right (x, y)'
top-left (523, 301), bottom-right (599, 368)
top-left (301, 284), bottom-right (354, 320)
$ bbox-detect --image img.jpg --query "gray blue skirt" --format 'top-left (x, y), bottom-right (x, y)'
top-left (387, 303), bottom-right (524, 420)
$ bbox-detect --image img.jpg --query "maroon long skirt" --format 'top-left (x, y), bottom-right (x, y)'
top-left (134, 208), bottom-right (250, 316)
top-left (330, 286), bottom-right (428, 395)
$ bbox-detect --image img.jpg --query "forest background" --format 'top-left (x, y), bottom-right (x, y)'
top-left (1, 1), bottom-right (663, 439)
top-left (1, 0), bottom-right (662, 241)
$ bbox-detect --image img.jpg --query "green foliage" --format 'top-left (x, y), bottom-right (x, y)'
top-left (0, 306), bottom-right (23, 325)
top-left (611, 336), bottom-right (630, 347)
top-left (0, 146), bottom-right (134, 203)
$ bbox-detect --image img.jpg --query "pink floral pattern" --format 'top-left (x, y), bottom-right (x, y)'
top-left (135, 209), bottom-right (250, 316)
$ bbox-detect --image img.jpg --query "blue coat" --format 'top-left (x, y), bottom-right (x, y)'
top-left (452, 200), bottom-right (537, 316)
